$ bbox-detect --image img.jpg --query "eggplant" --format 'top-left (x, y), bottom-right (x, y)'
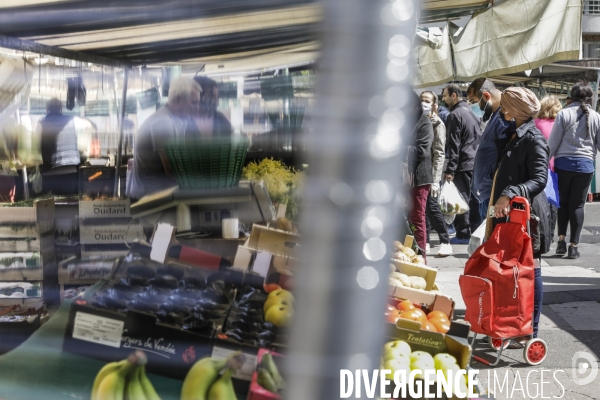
top-left (182, 277), bottom-right (206, 290)
top-left (171, 288), bottom-right (201, 300)
top-left (156, 266), bottom-right (184, 280)
top-left (104, 296), bottom-right (128, 310)
top-left (128, 299), bottom-right (161, 313)
top-left (126, 266), bottom-right (155, 279)
top-left (136, 292), bottom-right (168, 304)
top-left (153, 275), bottom-right (179, 289)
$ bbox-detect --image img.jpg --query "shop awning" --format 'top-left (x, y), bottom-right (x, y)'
top-left (414, 0), bottom-right (583, 88)
top-left (0, 0), bottom-right (321, 67)
top-left (420, 0), bottom-right (492, 23)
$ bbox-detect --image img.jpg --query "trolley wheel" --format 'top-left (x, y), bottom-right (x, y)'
top-left (524, 338), bottom-right (548, 366)
top-left (488, 337), bottom-right (510, 351)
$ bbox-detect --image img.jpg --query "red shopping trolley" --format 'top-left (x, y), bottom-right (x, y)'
top-left (459, 197), bottom-right (548, 366)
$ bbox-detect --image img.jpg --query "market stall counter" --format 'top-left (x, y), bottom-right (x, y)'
top-left (0, 283), bottom-right (184, 400)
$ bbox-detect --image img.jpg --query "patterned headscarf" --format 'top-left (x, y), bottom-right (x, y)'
top-left (501, 87), bottom-right (541, 120)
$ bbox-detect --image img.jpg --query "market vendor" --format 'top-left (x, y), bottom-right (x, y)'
top-left (127, 77), bottom-right (201, 201)
top-left (189, 76), bottom-right (232, 137)
top-left (37, 98), bottom-right (81, 196)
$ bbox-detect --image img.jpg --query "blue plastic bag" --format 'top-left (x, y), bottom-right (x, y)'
top-left (545, 168), bottom-right (560, 207)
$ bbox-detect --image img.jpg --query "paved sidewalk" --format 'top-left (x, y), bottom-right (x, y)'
top-left (426, 203), bottom-right (600, 399)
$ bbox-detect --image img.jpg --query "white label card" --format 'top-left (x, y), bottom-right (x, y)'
top-left (72, 312), bottom-right (124, 348)
top-left (211, 346), bottom-right (257, 381)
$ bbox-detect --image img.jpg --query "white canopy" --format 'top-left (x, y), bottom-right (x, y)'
top-left (414, 0), bottom-right (582, 88)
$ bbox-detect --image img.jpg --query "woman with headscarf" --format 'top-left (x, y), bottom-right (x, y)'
top-left (488, 86), bottom-right (551, 341)
top-left (548, 81), bottom-right (600, 259)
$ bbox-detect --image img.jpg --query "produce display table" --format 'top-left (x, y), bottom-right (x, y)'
top-left (0, 281), bottom-right (183, 400)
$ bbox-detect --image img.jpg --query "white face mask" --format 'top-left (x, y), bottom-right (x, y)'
top-left (421, 102), bottom-right (432, 115)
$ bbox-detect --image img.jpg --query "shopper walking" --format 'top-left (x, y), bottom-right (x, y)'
top-left (548, 81), bottom-right (600, 259)
top-left (534, 96), bottom-right (562, 242)
top-left (403, 93), bottom-right (434, 261)
top-left (466, 78), bottom-right (508, 223)
top-left (490, 87), bottom-right (550, 339)
top-left (420, 91), bottom-right (453, 257)
top-left (441, 83), bottom-right (481, 244)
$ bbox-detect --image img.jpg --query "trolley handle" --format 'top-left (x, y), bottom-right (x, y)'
top-left (508, 196), bottom-right (530, 229)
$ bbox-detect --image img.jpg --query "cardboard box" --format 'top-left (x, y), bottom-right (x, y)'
top-left (79, 199), bottom-right (130, 220)
top-left (247, 224), bottom-right (300, 262)
top-left (79, 223), bottom-right (145, 245)
top-left (385, 320), bottom-right (473, 399)
top-left (391, 259), bottom-right (438, 291)
top-left (388, 284), bottom-right (456, 320)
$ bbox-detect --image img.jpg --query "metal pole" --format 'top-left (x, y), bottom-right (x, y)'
top-left (287, 0), bottom-right (419, 399)
top-left (593, 70), bottom-right (600, 111)
top-left (114, 68), bottom-right (128, 198)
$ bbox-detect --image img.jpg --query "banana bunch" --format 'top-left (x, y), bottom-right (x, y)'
top-left (181, 351), bottom-right (246, 400)
top-left (91, 350), bottom-right (161, 400)
top-left (256, 353), bottom-right (286, 395)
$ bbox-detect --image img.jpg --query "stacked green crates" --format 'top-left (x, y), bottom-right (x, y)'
top-left (164, 137), bottom-right (249, 190)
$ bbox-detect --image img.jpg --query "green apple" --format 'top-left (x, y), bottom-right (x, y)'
top-left (441, 364), bottom-right (461, 382)
top-left (383, 359), bottom-right (410, 381)
top-left (263, 296), bottom-right (292, 313)
top-left (268, 289), bottom-right (295, 304)
top-left (410, 360), bottom-right (435, 379)
top-left (409, 351), bottom-right (434, 366)
top-left (383, 340), bottom-right (411, 354)
top-left (433, 353), bottom-right (457, 370)
top-left (383, 347), bottom-right (411, 362)
top-left (265, 304), bottom-right (294, 327)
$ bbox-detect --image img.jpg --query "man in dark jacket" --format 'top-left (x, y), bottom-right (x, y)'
top-left (190, 76), bottom-right (232, 137)
top-left (37, 98), bottom-right (81, 196)
top-left (442, 83), bottom-right (481, 243)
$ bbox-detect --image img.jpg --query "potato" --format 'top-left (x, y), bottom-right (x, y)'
top-left (413, 255), bottom-right (426, 266)
top-left (395, 273), bottom-right (411, 287)
top-left (389, 264), bottom-right (396, 273)
top-left (393, 240), bottom-right (403, 249)
top-left (401, 247), bottom-right (416, 258)
top-left (408, 276), bottom-right (427, 290)
top-left (389, 278), bottom-right (403, 287)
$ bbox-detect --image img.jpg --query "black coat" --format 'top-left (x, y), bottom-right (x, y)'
top-left (407, 113), bottom-right (434, 186)
top-left (444, 100), bottom-right (481, 174)
top-left (492, 119), bottom-right (551, 256)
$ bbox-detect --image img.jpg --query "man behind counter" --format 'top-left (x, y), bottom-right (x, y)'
top-left (127, 77), bottom-right (201, 201)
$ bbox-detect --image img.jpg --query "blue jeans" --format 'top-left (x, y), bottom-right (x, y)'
top-left (479, 198), bottom-right (489, 223)
top-left (533, 265), bottom-right (543, 338)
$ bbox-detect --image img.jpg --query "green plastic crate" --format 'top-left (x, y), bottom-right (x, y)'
top-left (164, 137), bottom-right (249, 190)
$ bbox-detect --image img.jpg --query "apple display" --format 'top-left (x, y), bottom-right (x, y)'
top-left (383, 347), bottom-right (411, 362)
top-left (433, 353), bottom-right (457, 370)
top-left (267, 289), bottom-right (295, 304)
top-left (383, 340), bottom-right (412, 355)
top-left (409, 351), bottom-right (434, 366)
top-left (265, 304), bottom-right (294, 327)
top-left (263, 296), bottom-right (292, 313)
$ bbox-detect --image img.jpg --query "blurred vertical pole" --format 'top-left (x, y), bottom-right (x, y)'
top-left (287, 0), bottom-right (419, 399)
top-left (114, 68), bottom-right (128, 198)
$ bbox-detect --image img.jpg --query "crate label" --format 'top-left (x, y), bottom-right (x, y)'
top-left (73, 312), bottom-right (124, 348)
top-left (80, 224), bottom-right (144, 244)
top-left (80, 200), bottom-right (130, 219)
top-left (211, 346), bottom-right (257, 381)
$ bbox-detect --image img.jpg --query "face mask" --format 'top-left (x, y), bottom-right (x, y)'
top-left (421, 102), bottom-right (432, 115)
top-left (200, 98), bottom-right (218, 114)
top-left (481, 100), bottom-right (494, 122)
top-left (471, 104), bottom-right (484, 118)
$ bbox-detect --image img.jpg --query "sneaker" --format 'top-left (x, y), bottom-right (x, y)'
top-left (566, 245), bottom-right (580, 259)
top-left (426, 243), bottom-right (431, 255)
top-left (555, 240), bottom-right (567, 255)
top-left (437, 243), bottom-right (454, 257)
top-left (447, 225), bottom-right (456, 237)
top-left (450, 237), bottom-right (470, 245)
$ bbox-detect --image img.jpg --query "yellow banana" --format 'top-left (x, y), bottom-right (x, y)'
top-left (139, 367), bottom-right (161, 400)
top-left (126, 366), bottom-right (147, 400)
top-left (207, 368), bottom-right (236, 400)
top-left (181, 352), bottom-right (245, 400)
top-left (91, 360), bottom-right (128, 400)
top-left (181, 357), bottom-right (228, 400)
top-left (93, 351), bottom-right (146, 400)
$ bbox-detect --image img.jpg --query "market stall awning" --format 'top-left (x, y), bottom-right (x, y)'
top-left (420, 0), bottom-right (491, 23)
top-left (414, 0), bottom-right (582, 88)
top-left (0, 0), bottom-right (321, 67)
